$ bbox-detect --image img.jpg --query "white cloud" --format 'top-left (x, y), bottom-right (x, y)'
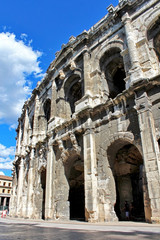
top-left (20, 33), bottom-right (28, 40)
top-left (0, 32), bottom-right (43, 126)
top-left (0, 171), bottom-right (5, 175)
top-left (0, 144), bottom-right (15, 170)
top-left (0, 162), bottom-right (13, 170)
top-left (0, 144), bottom-right (15, 157)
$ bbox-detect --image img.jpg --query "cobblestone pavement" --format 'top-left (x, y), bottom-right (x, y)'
top-left (0, 218), bottom-right (160, 240)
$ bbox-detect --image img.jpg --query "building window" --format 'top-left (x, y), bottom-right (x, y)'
top-left (3, 182), bottom-right (6, 186)
top-left (8, 183), bottom-right (11, 187)
top-left (2, 189), bottom-right (5, 193)
top-left (8, 190), bottom-right (10, 194)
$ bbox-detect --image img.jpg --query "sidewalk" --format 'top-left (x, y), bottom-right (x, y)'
top-left (1, 216), bottom-right (160, 233)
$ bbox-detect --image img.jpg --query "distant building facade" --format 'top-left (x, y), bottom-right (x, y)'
top-left (0, 175), bottom-right (12, 211)
top-left (10, 0), bottom-right (160, 223)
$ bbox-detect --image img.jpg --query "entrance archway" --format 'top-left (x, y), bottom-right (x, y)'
top-left (108, 142), bottom-right (145, 221)
top-left (40, 168), bottom-right (46, 220)
top-left (66, 157), bottom-right (85, 221)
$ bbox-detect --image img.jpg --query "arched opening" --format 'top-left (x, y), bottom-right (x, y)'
top-left (108, 142), bottom-right (145, 221)
top-left (100, 48), bottom-right (126, 99)
top-left (64, 72), bottom-right (83, 115)
top-left (147, 16), bottom-right (160, 62)
top-left (43, 99), bottom-right (51, 121)
top-left (67, 157), bottom-right (85, 221)
top-left (68, 80), bottom-right (82, 114)
top-left (40, 168), bottom-right (46, 220)
top-left (154, 32), bottom-right (160, 62)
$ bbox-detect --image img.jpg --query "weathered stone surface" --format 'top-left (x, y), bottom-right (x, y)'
top-left (10, 0), bottom-right (160, 223)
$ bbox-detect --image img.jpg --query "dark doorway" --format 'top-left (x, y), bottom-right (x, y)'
top-left (69, 184), bottom-right (85, 221)
top-left (68, 158), bottom-right (85, 221)
top-left (111, 144), bottom-right (145, 221)
top-left (40, 168), bottom-right (46, 220)
top-left (130, 169), bottom-right (144, 221)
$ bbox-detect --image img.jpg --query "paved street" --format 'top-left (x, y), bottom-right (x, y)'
top-left (0, 218), bottom-right (160, 240)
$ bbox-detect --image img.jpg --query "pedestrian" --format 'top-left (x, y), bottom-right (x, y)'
top-left (130, 202), bottom-right (135, 220)
top-left (124, 201), bottom-right (130, 220)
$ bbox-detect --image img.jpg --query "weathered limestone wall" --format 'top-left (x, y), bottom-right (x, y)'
top-left (10, 0), bottom-right (160, 223)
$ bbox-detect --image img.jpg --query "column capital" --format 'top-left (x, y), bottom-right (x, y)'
top-left (122, 12), bottom-right (131, 24)
top-left (84, 127), bottom-right (95, 136)
top-left (134, 91), bottom-right (152, 112)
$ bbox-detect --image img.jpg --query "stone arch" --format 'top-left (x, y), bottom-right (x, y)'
top-left (64, 69), bottom-right (83, 114)
top-left (146, 12), bottom-right (160, 64)
top-left (107, 136), bottom-right (146, 222)
top-left (107, 132), bottom-right (135, 171)
top-left (98, 43), bottom-right (126, 99)
top-left (107, 132), bottom-right (135, 148)
top-left (144, 9), bottom-right (160, 32)
top-left (95, 40), bottom-right (124, 62)
top-left (60, 135), bottom-right (84, 221)
top-left (55, 134), bottom-right (84, 221)
top-left (64, 153), bottom-right (85, 221)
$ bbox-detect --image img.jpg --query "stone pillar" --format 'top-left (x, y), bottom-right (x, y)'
top-left (50, 81), bottom-right (57, 119)
top-left (16, 158), bottom-right (24, 216)
top-left (32, 94), bottom-right (40, 144)
top-left (82, 49), bottom-right (103, 107)
top-left (23, 108), bottom-right (29, 145)
top-left (49, 80), bottom-right (66, 127)
top-left (26, 148), bottom-right (35, 218)
top-left (122, 12), bottom-right (143, 86)
top-left (58, 87), bottom-right (68, 119)
top-left (135, 90), bottom-right (160, 223)
top-left (83, 49), bottom-right (92, 96)
top-left (83, 117), bottom-right (98, 222)
top-left (17, 121), bottom-right (22, 155)
top-left (45, 144), bottom-right (55, 219)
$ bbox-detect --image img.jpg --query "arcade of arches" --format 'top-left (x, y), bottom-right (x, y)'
top-left (10, 0), bottom-right (160, 224)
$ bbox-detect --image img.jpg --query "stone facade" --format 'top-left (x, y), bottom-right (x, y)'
top-left (10, 0), bottom-right (160, 223)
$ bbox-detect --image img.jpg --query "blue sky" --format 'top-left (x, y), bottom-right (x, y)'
top-left (0, 0), bottom-right (119, 176)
